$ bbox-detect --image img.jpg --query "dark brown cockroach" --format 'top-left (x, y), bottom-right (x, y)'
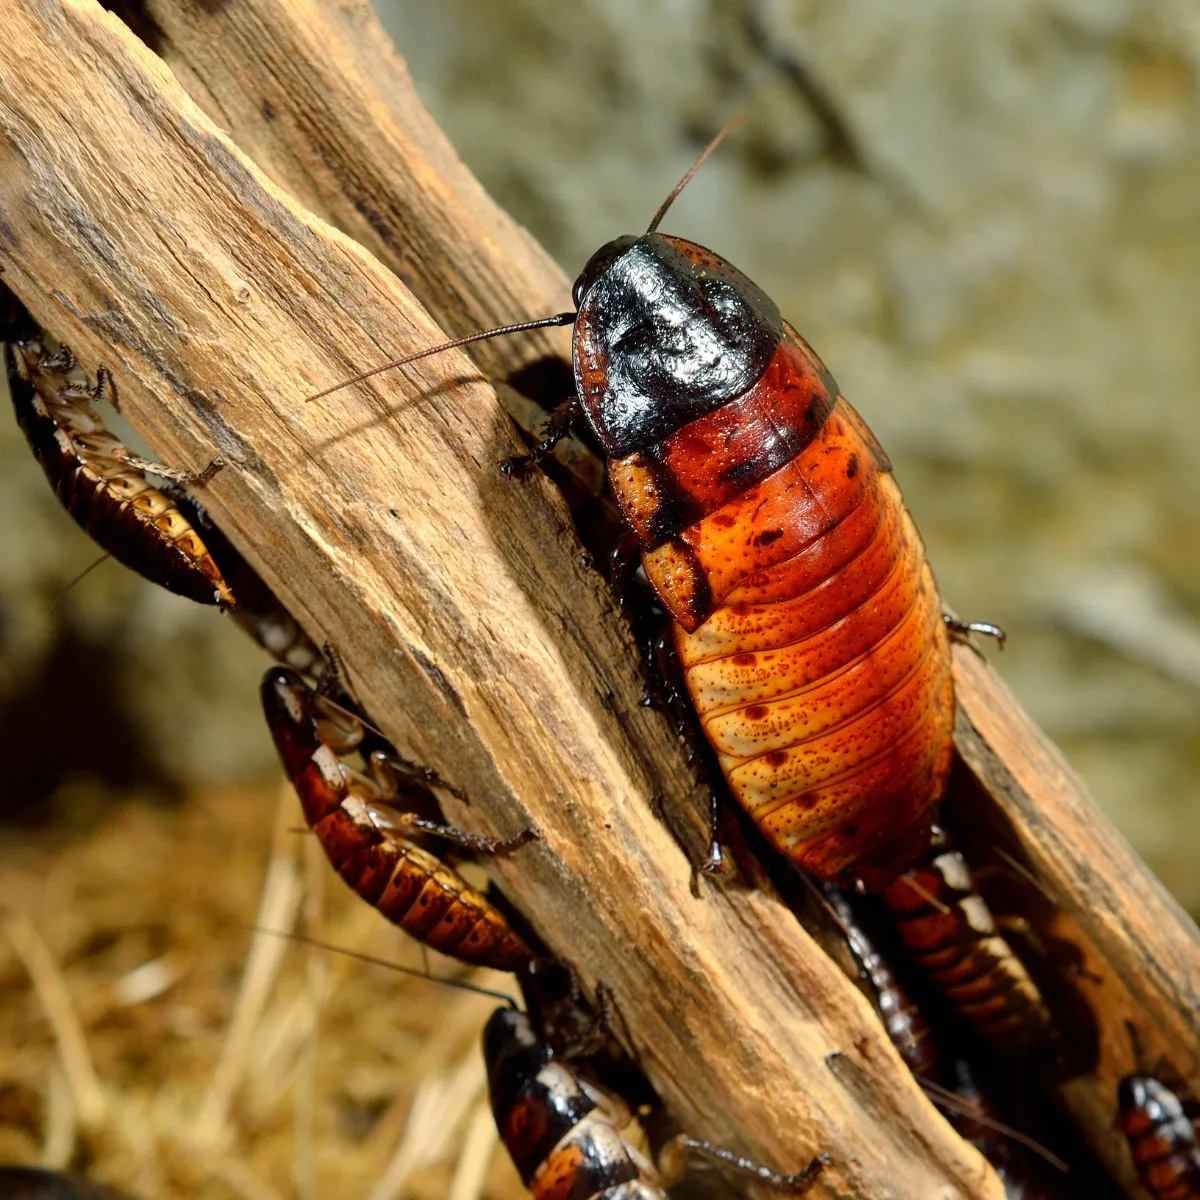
top-left (310, 125), bottom-right (999, 889)
top-left (484, 1006), bottom-right (828, 1199)
top-left (261, 666), bottom-right (535, 970)
top-left (3, 304), bottom-right (232, 607)
top-left (0, 1166), bottom-right (134, 1199)
top-left (820, 882), bottom-right (941, 1082)
top-left (878, 825), bottom-right (1056, 1054)
top-left (4, 292), bottom-right (325, 675)
top-left (1119, 1026), bottom-right (1200, 1200)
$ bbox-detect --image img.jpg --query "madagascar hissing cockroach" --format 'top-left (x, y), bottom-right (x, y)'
top-left (261, 666), bottom-right (535, 971)
top-left (0, 1166), bottom-right (134, 1199)
top-left (878, 825), bottom-right (1056, 1054)
top-left (484, 1006), bottom-right (829, 1199)
top-left (820, 881), bottom-right (941, 1082)
top-left (1118, 1026), bottom-right (1200, 1200)
top-left (4, 291), bottom-right (325, 675)
top-left (310, 123), bottom-right (999, 889)
top-left (3, 297), bottom-right (232, 607)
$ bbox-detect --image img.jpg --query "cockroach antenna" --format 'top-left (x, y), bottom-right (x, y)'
top-left (645, 114), bottom-right (746, 235)
top-left (305, 117), bottom-right (743, 404)
top-left (254, 927), bottom-right (520, 1007)
top-left (304, 312), bottom-right (575, 403)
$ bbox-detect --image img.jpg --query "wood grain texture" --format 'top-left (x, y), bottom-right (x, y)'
top-left (2, 2), bottom-right (1197, 1197)
top-left (0, 3), bottom-right (1000, 1198)
top-left (127, 12), bottom-right (1198, 1195)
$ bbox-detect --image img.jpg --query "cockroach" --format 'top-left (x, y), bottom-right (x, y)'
top-left (4, 292), bottom-right (325, 675)
top-left (261, 665), bottom-right (535, 970)
top-left (0, 1167), bottom-right (133, 1199)
top-left (878, 825), bottom-right (1056, 1054)
top-left (309, 122), bottom-right (999, 889)
top-left (3, 300), bottom-right (232, 607)
top-left (484, 1006), bottom-right (828, 1199)
top-left (818, 883), bottom-right (1073, 1195)
top-left (1119, 1026), bottom-right (1200, 1199)
top-left (820, 882), bottom-right (941, 1082)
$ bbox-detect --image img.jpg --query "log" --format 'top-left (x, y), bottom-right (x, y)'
top-left (0, 2), bottom-right (1195, 1197)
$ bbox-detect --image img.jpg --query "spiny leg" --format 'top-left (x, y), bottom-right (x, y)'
top-left (387, 811), bottom-right (538, 856)
top-left (500, 395), bottom-right (582, 477)
top-left (943, 612), bottom-right (1006, 650)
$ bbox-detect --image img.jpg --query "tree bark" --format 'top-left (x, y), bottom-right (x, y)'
top-left (1, 3), bottom-right (1196, 1198)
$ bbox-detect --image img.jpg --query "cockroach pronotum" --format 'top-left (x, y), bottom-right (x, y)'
top-left (0, 1166), bottom-right (134, 1199)
top-left (484, 1006), bottom-right (829, 1199)
top-left (3, 296), bottom-right (232, 607)
top-left (309, 122), bottom-right (1000, 889)
top-left (1119, 1026), bottom-right (1200, 1200)
top-left (878, 825), bottom-right (1056, 1054)
top-left (261, 666), bottom-right (535, 970)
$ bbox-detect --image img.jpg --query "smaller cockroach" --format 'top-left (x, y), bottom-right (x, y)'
top-left (484, 1006), bottom-right (829, 1199)
top-left (0, 1166), bottom-right (134, 1199)
top-left (4, 302), bottom-right (231, 606)
top-left (879, 825), bottom-right (1055, 1054)
top-left (4, 292), bottom-right (324, 674)
top-left (821, 882), bottom-right (941, 1082)
top-left (261, 666), bottom-right (535, 971)
top-left (1119, 1026), bottom-right (1200, 1200)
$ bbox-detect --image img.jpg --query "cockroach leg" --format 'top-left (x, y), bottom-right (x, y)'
top-left (499, 394), bottom-right (581, 477)
top-left (660, 1135), bottom-right (830, 1193)
top-left (107, 441), bottom-right (225, 486)
top-left (386, 812), bottom-right (538, 856)
top-left (370, 749), bottom-right (468, 804)
top-left (943, 613), bottom-right (1007, 650)
top-left (703, 789), bottom-right (726, 875)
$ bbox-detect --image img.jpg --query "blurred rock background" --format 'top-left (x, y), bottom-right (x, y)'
top-left (1, 2), bottom-right (1197, 902)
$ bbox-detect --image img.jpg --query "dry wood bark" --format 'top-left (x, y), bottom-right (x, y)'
top-left (0, 2), bottom-right (1195, 1198)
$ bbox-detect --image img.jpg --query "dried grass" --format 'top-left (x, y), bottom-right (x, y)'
top-left (0, 776), bottom-right (528, 1199)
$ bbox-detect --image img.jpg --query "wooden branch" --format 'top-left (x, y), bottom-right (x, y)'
top-left (1, 2), bottom-right (1196, 1198)
top-left (123, 14), bottom-right (1200, 1190)
top-left (0, 4), bottom-right (996, 1198)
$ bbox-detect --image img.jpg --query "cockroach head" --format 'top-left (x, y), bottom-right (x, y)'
top-left (572, 235), bottom-right (639, 310)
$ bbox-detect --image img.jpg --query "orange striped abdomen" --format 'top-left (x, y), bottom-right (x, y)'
top-left (1119, 1075), bottom-right (1200, 1200)
top-left (606, 323), bottom-right (953, 886)
top-left (676, 444), bottom-right (953, 885)
top-left (881, 828), bottom-right (1056, 1053)
top-left (261, 668), bottom-right (532, 972)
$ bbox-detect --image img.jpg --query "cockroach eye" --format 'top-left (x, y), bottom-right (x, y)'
top-left (572, 234), bottom-right (639, 309)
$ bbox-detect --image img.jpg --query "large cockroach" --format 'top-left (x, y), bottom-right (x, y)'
top-left (311, 124), bottom-right (998, 890)
top-left (261, 666), bottom-right (535, 971)
top-left (484, 1006), bottom-right (828, 1199)
top-left (3, 299), bottom-right (231, 607)
top-left (878, 825), bottom-right (1055, 1054)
